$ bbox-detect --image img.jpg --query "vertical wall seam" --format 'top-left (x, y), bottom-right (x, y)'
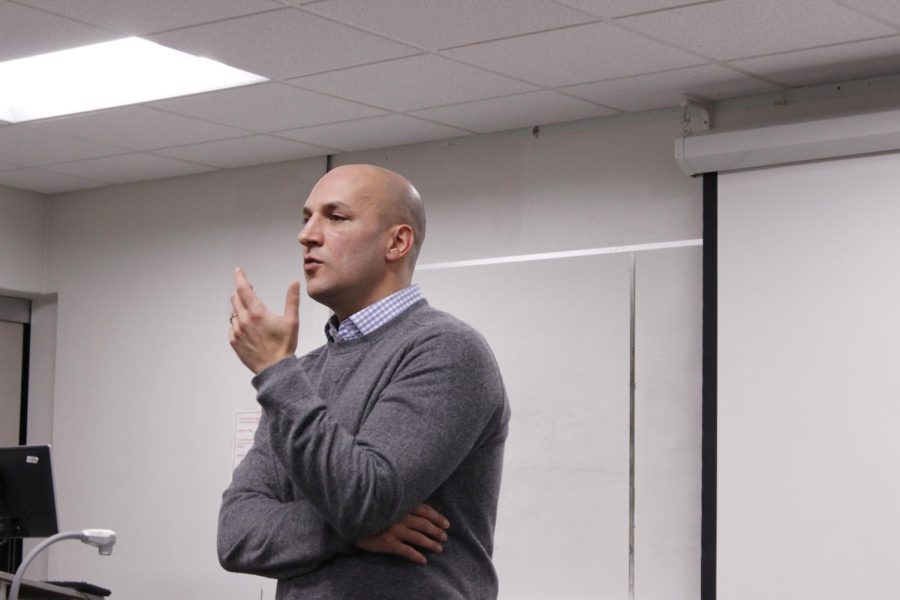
top-left (628, 251), bottom-right (637, 600)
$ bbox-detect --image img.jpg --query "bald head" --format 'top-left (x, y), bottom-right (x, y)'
top-left (299, 164), bottom-right (427, 316)
top-left (319, 164), bottom-right (426, 264)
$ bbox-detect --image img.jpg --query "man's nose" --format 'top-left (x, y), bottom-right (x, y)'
top-left (299, 217), bottom-right (321, 247)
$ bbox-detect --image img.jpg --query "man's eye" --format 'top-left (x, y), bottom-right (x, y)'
top-left (330, 214), bottom-right (348, 221)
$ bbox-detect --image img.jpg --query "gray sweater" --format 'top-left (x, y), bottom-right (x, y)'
top-left (218, 300), bottom-right (510, 599)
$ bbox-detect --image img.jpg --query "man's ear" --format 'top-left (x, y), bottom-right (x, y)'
top-left (386, 224), bottom-right (414, 263)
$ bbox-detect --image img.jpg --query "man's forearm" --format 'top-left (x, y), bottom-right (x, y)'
top-left (217, 414), bottom-right (354, 579)
top-left (218, 490), bottom-right (353, 579)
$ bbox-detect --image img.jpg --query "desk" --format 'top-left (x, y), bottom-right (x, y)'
top-left (0, 573), bottom-right (102, 600)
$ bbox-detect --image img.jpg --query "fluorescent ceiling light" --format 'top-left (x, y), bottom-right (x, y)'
top-left (0, 37), bottom-right (267, 123)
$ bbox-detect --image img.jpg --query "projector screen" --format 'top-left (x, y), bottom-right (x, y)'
top-left (717, 152), bottom-right (900, 599)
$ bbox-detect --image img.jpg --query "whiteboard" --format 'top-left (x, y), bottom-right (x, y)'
top-left (718, 153), bottom-right (900, 599)
top-left (635, 247), bottom-right (702, 600)
top-left (416, 253), bottom-right (632, 599)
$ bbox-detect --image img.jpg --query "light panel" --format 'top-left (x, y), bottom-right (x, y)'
top-left (0, 38), bottom-right (267, 123)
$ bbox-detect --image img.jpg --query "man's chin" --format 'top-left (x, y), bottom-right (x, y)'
top-left (305, 285), bottom-right (325, 302)
top-left (306, 285), bottom-right (336, 308)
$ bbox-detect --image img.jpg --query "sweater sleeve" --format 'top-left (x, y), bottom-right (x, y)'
top-left (217, 411), bottom-right (355, 579)
top-left (252, 325), bottom-right (506, 541)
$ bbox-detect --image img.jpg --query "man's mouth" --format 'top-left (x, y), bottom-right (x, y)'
top-left (304, 257), bottom-right (323, 272)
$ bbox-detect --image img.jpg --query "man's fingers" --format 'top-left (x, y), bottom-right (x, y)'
top-left (392, 541), bottom-right (427, 565)
top-left (234, 267), bottom-right (262, 310)
top-left (355, 519), bottom-right (446, 565)
top-left (230, 293), bottom-right (247, 322)
top-left (284, 281), bottom-right (300, 319)
top-left (234, 267), bottom-right (249, 288)
top-left (403, 515), bottom-right (448, 542)
top-left (393, 525), bottom-right (444, 553)
top-left (411, 503), bottom-right (450, 530)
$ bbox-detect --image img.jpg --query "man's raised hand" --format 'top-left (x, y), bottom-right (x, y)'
top-left (228, 268), bottom-right (300, 374)
top-left (355, 503), bottom-right (450, 565)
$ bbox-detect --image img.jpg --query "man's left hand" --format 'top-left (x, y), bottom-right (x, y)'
top-left (355, 503), bottom-right (450, 565)
top-left (229, 268), bottom-right (300, 374)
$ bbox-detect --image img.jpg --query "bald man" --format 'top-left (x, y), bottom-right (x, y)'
top-left (219, 165), bottom-right (511, 599)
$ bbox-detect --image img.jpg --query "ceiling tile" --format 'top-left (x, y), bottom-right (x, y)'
top-left (149, 8), bottom-right (419, 79)
top-left (1, 160), bottom-right (23, 171)
top-left (290, 54), bottom-right (536, 111)
top-left (16, 0), bottom-right (283, 35)
top-left (563, 65), bottom-right (782, 111)
top-left (0, 1), bottom-right (120, 62)
top-left (29, 106), bottom-right (249, 151)
top-left (834, 0), bottom-right (900, 29)
top-left (411, 91), bottom-right (616, 133)
top-left (45, 153), bottom-right (216, 184)
top-left (616, 0), bottom-right (895, 60)
top-left (0, 168), bottom-right (106, 194)
top-left (152, 135), bottom-right (329, 169)
top-left (442, 22), bottom-right (707, 87)
top-left (148, 83), bottom-right (385, 132)
top-left (0, 126), bottom-right (127, 167)
top-left (275, 114), bottom-right (470, 152)
top-left (554, 0), bottom-right (712, 19)
top-left (732, 35), bottom-right (900, 87)
top-left (303, 0), bottom-right (594, 50)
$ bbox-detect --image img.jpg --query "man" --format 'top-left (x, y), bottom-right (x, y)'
top-left (219, 164), bottom-right (510, 599)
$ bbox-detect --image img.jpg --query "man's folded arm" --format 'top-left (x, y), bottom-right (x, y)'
top-left (217, 414), bottom-right (354, 579)
top-left (253, 325), bottom-right (508, 541)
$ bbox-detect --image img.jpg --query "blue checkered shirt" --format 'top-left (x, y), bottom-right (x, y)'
top-left (325, 284), bottom-right (423, 342)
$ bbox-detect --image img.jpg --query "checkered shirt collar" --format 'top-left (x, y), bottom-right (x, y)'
top-left (325, 284), bottom-right (423, 342)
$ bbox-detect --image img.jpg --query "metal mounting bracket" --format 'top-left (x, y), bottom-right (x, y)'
top-left (681, 96), bottom-right (713, 135)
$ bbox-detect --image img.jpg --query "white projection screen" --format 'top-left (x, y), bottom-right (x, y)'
top-left (717, 152), bottom-right (900, 599)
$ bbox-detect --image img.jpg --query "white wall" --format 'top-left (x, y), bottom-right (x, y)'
top-left (39, 114), bottom-right (700, 598)
top-left (0, 185), bottom-right (49, 296)
top-left (337, 113), bottom-right (701, 263)
top-left (43, 158), bottom-right (327, 598)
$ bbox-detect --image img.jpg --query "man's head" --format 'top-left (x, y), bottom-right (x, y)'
top-left (299, 164), bottom-right (425, 320)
